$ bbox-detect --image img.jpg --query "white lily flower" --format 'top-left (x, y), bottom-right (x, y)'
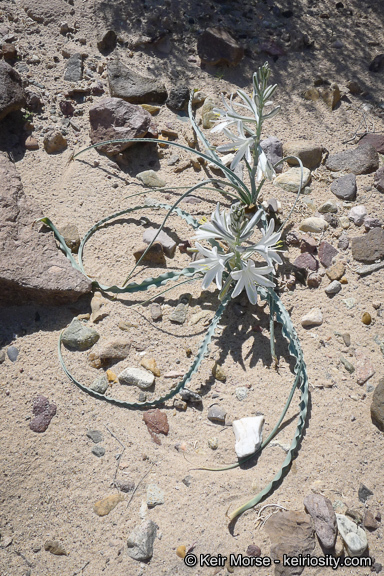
top-left (189, 243), bottom-right (233, 290)
top-left (194, 203), bottom-right (263, 247)
top-left (216, 122), bottom-right (255, 170)
top-left (256, 147), bottom-right (276, 182)
top-left (231, 260), bottom-right (275, 305)
top-left (211, 94), bottom-right (256, 134)
top-left (252, 218), bottom-right (283, 266)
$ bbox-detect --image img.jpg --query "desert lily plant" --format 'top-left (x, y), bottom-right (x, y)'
top-left (40, 63), bottom-right (308, 524)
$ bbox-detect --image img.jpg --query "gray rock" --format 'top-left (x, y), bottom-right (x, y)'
top-left (197, 27), bottom-right (244, 66)
top-left (137, 170), bottom-right (166, 188)
top-left (207, 404), bottom-right (226, 423)
top-left (283, 140), bottom-right (323, 169)
top-left (374, 167), bottom-right (384, 193)
top-left (0, 350), bottom-right (5, 364)
top-left (363, 510), bottom-right (380, 530)
top-left (127, 519), bottom-right (158, 561)
top-left (166, 86), bottom-right (190, 111)
top-left (97, 29), bottom-right (117, 53)
top-left (89, 374), bottom-right (109, 394)
top-left (260, 136), bottom-right (283, 173)
top-left (0, 60), bottom-right (25, 121)
top-left (307, 272), bottom-right (322, 288)
top-left (318, 200), bottom-right (338, 213)
top-left (7, 346), bottom-right (19, 362)
top-left (265, 510), bottom-right (315, 575)
top-left (371, 377), bottom-right (384, 431)
top-left (29, 395), bottom-right (57, 433)
top-left (179, 388), bottom-right (202, 403)
top-left (62, 318), bottom-right (100, 351)
top-left (330, 174), bottom-right (357, 200)
top-left (325, 280), bottom-right (342, 295)
top-left (118, 367), bottom-right (155, 389)
top-left (64, 53), bottom-right (83, 82)
top-left (338, 235), bottom-right (349, 250)
top-left (182, 475), bottom-right (192, 487)
top-left (146, 484), bottom-right (164, 507)
top-left (355, 347), bottom-right (375, 385)
top-left (86, 429), bottom-right (103, 443)
top-left (323, 213), bottom-right (338, 228)
top-left (108, 59), bottom-right (167, 104)
top-left (150, 303), bottom-right (162, 321)
top-left (318, 241), bottom-right (338, 268)
top-left (143, 227), bottom-right (176, 257)
top-left (304, 493), bottom-right (337, 549)
top-left (0, 153), bottom-right (92, 304)
top-left (326, 144), bottom-right (379, 175)
top-left (349, 205), bottom-right (367, 226)
top-left (351, 228), bottom-right (384, 262)
top-left (358, 483), bottom-right (374, 503)
top-left (89, 97), bottom-right (152, 155)
top-left (92, 445), bottom-right (105, 457)
top-left (364, 217), bottom-right (382, 230)
top-left (21, 0), bottom-right (70, 25)
top-left (58, 223), bottom-right (80, 253)
top-left (340, 356), bottom-right (355, 373)
top-left (170, 293), bottom-right (191, 324)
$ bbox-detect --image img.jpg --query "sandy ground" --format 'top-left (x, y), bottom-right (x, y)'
top-left (1, 0), bottom-right (384, 575)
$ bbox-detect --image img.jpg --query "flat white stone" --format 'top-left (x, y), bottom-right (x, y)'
top-left (274, 167), bottom-right (311, 192)
top-left (299, 217), bottom-right (329, 233)
top-left (301, 308), bottom-right (323, 327)
top-left (232, 416), bottom-right (264, 459)
top-left (336, 514), bottom-right (368, 557)
top-left (118, 367), bottom-right (155, 389)
top-left (208, 153), bottom-right (235, 168)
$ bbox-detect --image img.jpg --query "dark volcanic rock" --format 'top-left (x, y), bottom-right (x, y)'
top-left (351, 228), bottom-right (384, 262)
top-left (0, 61), bottom-right (25, 121)
top-left (108, 59), bottom-right (167, 104)
top-left (89, 97), bottom-right (152, 155)
top-left (0, 153), bottom-right (92, 304)
top-left (166, 86), bottom-right (190, 111)
top-left (64, 53), bottom-right (83, 82)
top-left (29, 395), bottom-right (57, 433)
top-left (330, 173), bottom-right (357, 200)
top-left (97, 29), bottom-right (117, 53)
top-left (326, 144), bottom-right (379, 175)
top-left (293, 253), bottom-right (319, 271)
top-left (197, 27), bottom-right (244, 66)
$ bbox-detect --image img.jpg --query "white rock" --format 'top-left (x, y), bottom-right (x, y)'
top-left (349, 205), bottom-right (367, 226)
top-left (336, 514), bottom-right (368, 557)
top-left (232, 416), bottom-right (264, 459)
top-left (118, 367), bottom-right (155, 389)
top-left (301, 308), bottom-right (323, 327)
top-left (208, 153), bottom-right (234, 168)
top-left (299, 217), bottom-right (329, 233)
top-left (325, 280), bottom-right (342, 295)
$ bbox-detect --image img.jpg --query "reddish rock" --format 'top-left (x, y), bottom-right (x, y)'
top-left (59, 99), bottom-right (75, 116)
top-left (358, 133), bottom-right (384, 154)
top-left (197, 27), bottom-right (244, 66)
top-left (43, 130), bottom-right (67, 154)
top-left (307, 272), bottom-right (322, 288)
top-left (304, 493), bottom-right (337, 549)
top-left (1, 43), bottom-right (17, 60)
top-left (143, 409), bottom-right (169, 445)
top-left (133, 243), bottom-right (166, 265)
top-left (363, 510), bottom-right (380, 531)
top-left (355, 347), bottom-right (375, 385)
top-left (293, 253), bottom-right (319, 271)
top-left (29, 396), bottom-right (57, 433)
top-left (351, 228), bottom-right (384, 263)
top-left (318, 241), bottom-right (338, 268)
top-left (300, 234), bottom-right (317, 254)
top-left (89, 97), bottom-right (152, 155)
top-left (0, 153), bottom-right (92, 304)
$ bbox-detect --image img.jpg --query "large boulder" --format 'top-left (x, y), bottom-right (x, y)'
top-left (0, 61), bottom-right (25, 121)
top-left (108, 59), bottom-right (167, 104)
top-left (325, 144), bottom-right (379, 175)
top-left (89, 97), bottom-right (153, 155)
top-left (0, 153), bottom-right (92, 304)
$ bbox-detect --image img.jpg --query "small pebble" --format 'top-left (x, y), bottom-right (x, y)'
top-left (212, 362), bottom-right (226, 382)
top-left (325, 280), bottom-right (342, 295)
top-left (207, 405), bottom-right (227, 424)
top-left (87, 430), bottom-right (103, 443)
top-left (176, 545), bottom-right (187, 558)
top-left (208, 437), bottom-right (219, 450)
top-left (362, 312), bottom-right (372, 325)
top-left (92, 445), bottom-right (105, 457)
top-left (7, 346), bottom-right (19, 362)
top-left (246, 544), bottom-right (261, 557)
top-left (235, 387), bottom-right (248, 401)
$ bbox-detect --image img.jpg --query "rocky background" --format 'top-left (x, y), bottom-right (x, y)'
top-left (0, 0), bottom-right (384, 575)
